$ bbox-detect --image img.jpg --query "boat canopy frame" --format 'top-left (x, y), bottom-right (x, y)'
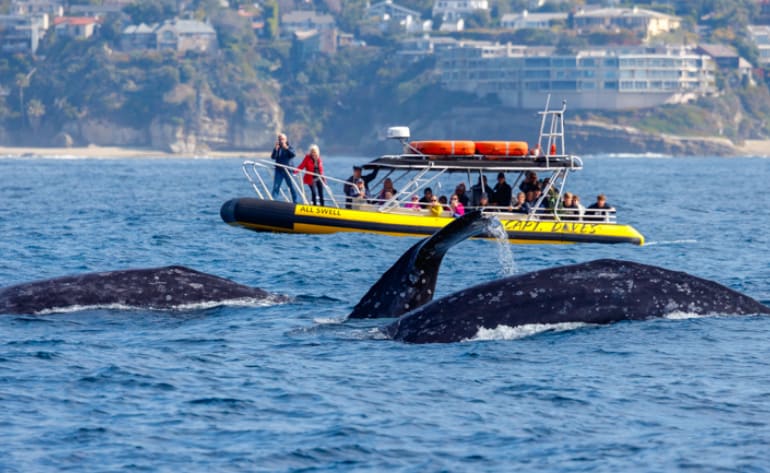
top-left (238, 97), bottom-right (615, 223)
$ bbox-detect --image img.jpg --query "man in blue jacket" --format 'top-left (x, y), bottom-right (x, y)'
top-left (271, 132), bottom-right (298, 202)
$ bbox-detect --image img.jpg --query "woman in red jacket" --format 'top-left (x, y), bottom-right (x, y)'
top-left (295, 144), bottom-right (325, 206)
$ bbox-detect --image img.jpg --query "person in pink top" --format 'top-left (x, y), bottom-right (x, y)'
top-left (295, 144), bottom-right (325, 206)
top-left (450, 194), bottom-right (465, 217)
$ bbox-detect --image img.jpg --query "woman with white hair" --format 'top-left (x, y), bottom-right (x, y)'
top-left (295, 144), bottom-right (326, 206)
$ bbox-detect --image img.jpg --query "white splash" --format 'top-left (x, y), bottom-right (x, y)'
top-left (663, 311), bottom-right (706, 320)
top-left (484, 215), bottom-right (516, 277)
top-left (313, 316), bottom-right (346, 325)
top-left (33, 296), bottom-right (287, 315)
top-left (644, 239), bottom-right (698, 246)
top-left (466, 322), bottom-right (587, 342)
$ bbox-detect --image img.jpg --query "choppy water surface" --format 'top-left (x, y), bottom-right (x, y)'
top-left (1, 155), bottom-right (769, 472)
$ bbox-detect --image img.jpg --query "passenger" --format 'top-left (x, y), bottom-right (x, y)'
top-left (377, 178), bottom-right (397, 202)
top-left (523, 188), bottom-right (546, 214)
top-left (511, 191), bottom-right (527, 213)
top-left (493, 172), bottom-right (512, 208)
top-left (270, 132), bottom-right (298, 203)
top-left (343, 165), bottom-right (379, 209)
top-left (295, 144), bottom-right (325, 206)
top-left (404, 194), bottom-right (421, 210)
top-left (439, 195), bottom-right (450, 212)
top-left (586, 194), bottom-right (615, 222)
top-left (573, 194), bottom-right (586, 219)
top-left (454, 183), bottom-right (470, 206)
top-left (471, 175), bottom-right (493, 207)
top-left (350, 178), bottom-right (369, 210)
top-left (519, 171), bottom-right (539, 194)
top-left (419, 187), bottom-right (435, 208)
top-left (559, 192), bottom-right (578, 221)
top-left (477, 192), bottom-right (490, 211)
top-left (450, 194), bottom-right (465, 217)
top-left (541, 177), bottom-right (558, 209)
top-left (429, 196), bottom-right (443, 217)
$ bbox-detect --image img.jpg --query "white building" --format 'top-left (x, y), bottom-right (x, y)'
top-left (437, 42), bottom-right (716, 110)
top-left (0, 14), bottom-right (49, 53)
top-left (748, 25), bottom-right (770, 65)
top-left (574, 7), bottom-right (681, 41)
top-left (432, 0), bottom-right (489, 22)
top-left (281, 10), bottom-right (335, 36)
top-left (500, 10), bottom-right (567, 30)
top-left (367, 0), bottom-right (420, 23)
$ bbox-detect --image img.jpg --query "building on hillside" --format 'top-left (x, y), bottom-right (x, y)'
top-left (500, 10), bottom-right (567, 30)
top-left (120, 19), bottom-right (217, 53)
top-left (748, 25), bottom-right (770, 66)
top-left (398, 35), bottom-right (457, 57)
top-left (432, 0), bottom-right (489, 22)
top-left (437, 42), bottom-right (716, 110)
top-left (0, 14), bottom-right (49, 53)
top-left (281, 11), bottom-right (335, 37)
top-left (573, 7), bottom-right (680, 41)
top-left (121, 22), bottom-right (156, 50)
top-left (291, 28), bottom-right (338, 58)
top-left (155, 19), bottom-right (217, 52)
top-left (367, 0), bottom-right (421, 23)
top-left (366, 0), bottom-right (429, 34)
top-left (53, 16), bottom-right (100, 39)
top-left (11, 0), bottom-right (63, 16)
top-left (68, 0), bottom-right (132, 17)
top-left (696, 44), bottom-right (754, 85)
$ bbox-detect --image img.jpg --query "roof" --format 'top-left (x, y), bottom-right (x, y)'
top-left (364, 155), bottom-right (582, 172)
top-left (697, 43), bottom-right (738, 58)
top-left (501, 11), bottom-right (568, 23)
top-left (282, 10), bottom-right (335, 25)
top-left (575, 7), bottom-right (678, 21)
top-left (159, 19), bottom-right (216, 34)
top-left (123, 22), bottom-right (155, 34)
top-left (53, 16), bottom-right (101, 26)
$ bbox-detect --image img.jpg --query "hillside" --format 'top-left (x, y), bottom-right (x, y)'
top-left (1, 0), bottom-right (770, 155)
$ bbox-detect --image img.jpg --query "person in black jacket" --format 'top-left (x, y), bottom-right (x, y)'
top-left (493, 172), bottom-right (512, 208)
top-left (343, 166), bottom-right (379, 209)
top-left (271, 133), bottom-right (298, 203)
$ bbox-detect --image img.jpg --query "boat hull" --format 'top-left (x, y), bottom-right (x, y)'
top-left (221, 198), bottom-right (645, 245)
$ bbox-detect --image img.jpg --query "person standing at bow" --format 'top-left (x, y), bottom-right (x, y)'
top-left (296, 144), bottom-right (325, 206)
top-left (271, 132), bottom-right (298, 203)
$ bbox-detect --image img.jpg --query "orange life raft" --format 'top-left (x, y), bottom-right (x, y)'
top-left (410, 140), bottom-right (476, 156)
top-left (474, 141), bottom-right (528, 157)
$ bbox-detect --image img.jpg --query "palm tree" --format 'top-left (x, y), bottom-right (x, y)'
top-left (15, 68), bottom-right (35, 126)
top-left (27, 99), bottom-right (45, 131)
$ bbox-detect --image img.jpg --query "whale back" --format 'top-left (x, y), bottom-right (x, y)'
top-left (349, 211), bottom-right (492, 319)
top-left (0, 265), bottom-right (279, 314)
top-left (386, 259), bottom-right (770, 343)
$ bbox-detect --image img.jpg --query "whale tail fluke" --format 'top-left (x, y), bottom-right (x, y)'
top-left (348, 211), bottom-right (492, 319)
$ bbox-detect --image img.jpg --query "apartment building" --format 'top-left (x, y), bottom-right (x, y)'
top-left (437, 42), bottom-right (716, 110)
top-left (748, 25), bottom-right (770, 66)
top-left (574, 7), bottom-right (681, 41)
top-left (0, 14), bottom-right (49, 53)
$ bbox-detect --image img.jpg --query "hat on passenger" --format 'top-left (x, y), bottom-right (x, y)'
top-left (353, 165), bottom-right (362, 171)
top-left (497, 172), bottom-right (505, 179)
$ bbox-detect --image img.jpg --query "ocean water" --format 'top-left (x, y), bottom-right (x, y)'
top-left (1, 154), bottom-right (769, 472)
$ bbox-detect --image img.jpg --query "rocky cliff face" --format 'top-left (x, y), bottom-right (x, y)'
top-left (346, 107), bottom-right (740, 157)
top-left (50, 97), bottom-right (282, 153)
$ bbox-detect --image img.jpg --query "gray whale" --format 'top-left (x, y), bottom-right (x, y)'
top-left (0, 266), bottom-right (288, 315)
top-left (384, 259), bottom-right (770, 343)
top-left (346, 211), bottom-right (770, 343)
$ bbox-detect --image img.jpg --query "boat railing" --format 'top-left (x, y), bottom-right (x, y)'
top-left (243, 160), bottom-right (349, 208)
top-left (240, 159), bottom-right (616, 223)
